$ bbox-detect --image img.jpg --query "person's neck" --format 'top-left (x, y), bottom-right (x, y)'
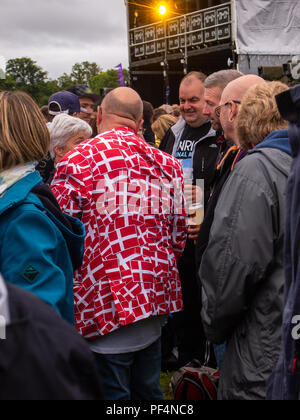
top-left (186, 118), bottom-right (208, 129)
top-left (99, 116), bottom-right (137, 134)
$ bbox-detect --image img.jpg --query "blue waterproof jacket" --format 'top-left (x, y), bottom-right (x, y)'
top-left (0, 171), bottom-right (85, 324)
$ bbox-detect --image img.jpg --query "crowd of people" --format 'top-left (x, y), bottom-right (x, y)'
top-left (0, 69), bottom-right (300, 401)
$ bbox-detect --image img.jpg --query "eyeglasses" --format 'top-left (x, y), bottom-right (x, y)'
top-left (215, 100), bottom-right (241, 118)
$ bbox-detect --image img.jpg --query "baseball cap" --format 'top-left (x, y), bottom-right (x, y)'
top-left (48, 91), bottom-right (86, 116)
top-left (66, 84), bottom-right (101, 103)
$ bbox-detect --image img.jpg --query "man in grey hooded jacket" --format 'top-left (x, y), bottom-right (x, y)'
top-left (199, 81), bottom-right (292, 400)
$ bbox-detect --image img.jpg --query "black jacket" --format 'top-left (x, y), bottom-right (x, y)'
top-left (0, 283), bottom-right (103, 400)
top-left (159, 119), bottom-right (218, 207)
top-left (195, 147), bottom-right (247, 270)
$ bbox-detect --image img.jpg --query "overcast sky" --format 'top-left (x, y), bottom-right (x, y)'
top-left (0, 0), bottom-right (129, 80)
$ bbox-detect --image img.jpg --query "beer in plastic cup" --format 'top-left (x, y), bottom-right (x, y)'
top-left (188, 203), bottom-right (204, 228)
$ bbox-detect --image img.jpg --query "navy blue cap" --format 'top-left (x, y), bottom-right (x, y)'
top-left (48, 91), bottom-right (84, 116)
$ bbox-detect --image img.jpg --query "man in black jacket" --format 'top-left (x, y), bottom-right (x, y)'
top-left (160, 72), bottom-right (219, 368)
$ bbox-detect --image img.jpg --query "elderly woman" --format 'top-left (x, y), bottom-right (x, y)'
top-left (49, 113), bottom-right (92, 167)
top-left (199, 81), bottom-right (292, 400)
top-left (0, 91), bottom-right (85, 324)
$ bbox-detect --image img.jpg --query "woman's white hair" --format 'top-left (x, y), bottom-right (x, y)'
top-left (48, 113), bottom-right (93, 159)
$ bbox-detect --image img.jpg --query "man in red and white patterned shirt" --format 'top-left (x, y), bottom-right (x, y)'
top-left (52, 87), bottom-right (187, 400)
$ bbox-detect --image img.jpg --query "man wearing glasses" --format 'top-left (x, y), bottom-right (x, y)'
top-left (216, 74), bottom-right (265, 146)
top-left (196, 74), bottom-right (266, 370)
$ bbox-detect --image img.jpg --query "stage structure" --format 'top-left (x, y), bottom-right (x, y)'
top-left (125, 0), bottom-right (300, 107)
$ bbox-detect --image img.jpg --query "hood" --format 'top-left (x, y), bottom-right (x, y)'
top-left (249, 129), bottom-right (292, 176)
top-left (32, 183), bottom-right (85, 271)
top-left (0, 172), bottom-right (85, 271)
top-left (0, 275), bottom-right (10, 331)
top-left (0, 171), bottom-right (42, 216)
top-left (254, 129), bottom-right (292, 156)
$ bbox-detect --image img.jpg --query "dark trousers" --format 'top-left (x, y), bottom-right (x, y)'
top-left (177, 239), bottom-right (214, 368)
top-left (93, 338), bottom-right (164, 401)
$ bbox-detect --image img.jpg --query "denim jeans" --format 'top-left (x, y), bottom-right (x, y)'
top-left (213, 343), bottom-right (227, 369)
top-left (93, 338), bottom-right (164, 400)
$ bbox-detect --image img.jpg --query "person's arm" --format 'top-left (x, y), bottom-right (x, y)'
top-left (1, 210), bottom-right (74, 324)
top-left (170, 166), bottom-right (188, 261)
top-left (51, 152), bottom-right (91, 220)
top-left (200, 161), bottom-right (276, 344)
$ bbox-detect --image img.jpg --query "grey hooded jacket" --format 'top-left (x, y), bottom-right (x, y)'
top-left (0, 275), bottom-right (9, 338)
top-left (199, 131), bottom-right (292, 400)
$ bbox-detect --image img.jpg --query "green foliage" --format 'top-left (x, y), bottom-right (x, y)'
top-left (70, 61), bottom-right (102, 85)
top-left (6, 57), bottom-right (47, 86)
top-left (90, 68), bottom-right (129, 93)
top-left (57, 72), bottom-right (74, 90)
top-left (5, 57), bottom-right (49, 103)
top-left (0, 56), bottom-right (128, 106)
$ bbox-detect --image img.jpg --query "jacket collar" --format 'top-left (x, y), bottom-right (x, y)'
top-left (0, 171), bottom-right (42, 216)
top-left (253, 129), bottom-right (292, 157)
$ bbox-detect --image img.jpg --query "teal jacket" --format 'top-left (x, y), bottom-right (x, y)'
top-left (0, 171), bottom-right (85, 324)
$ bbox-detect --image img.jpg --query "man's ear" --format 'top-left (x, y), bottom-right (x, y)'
top-left (97, 106), bottom-right (102, 127)
top-left (53, 144), bottom-right (64, 160)
top-left (136, 118), bottom-right (144, 135)
top-left (229, 102), bottom-right (238, 123)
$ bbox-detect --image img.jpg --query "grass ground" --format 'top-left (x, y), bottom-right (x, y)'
top-left (160, 371), bottom-right (175, 400)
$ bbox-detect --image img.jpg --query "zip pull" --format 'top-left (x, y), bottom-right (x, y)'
top-left (292, 358), bottom-right (298, 374)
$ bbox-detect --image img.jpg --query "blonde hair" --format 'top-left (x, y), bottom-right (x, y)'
top-left (237, 81), bottom-right (289, 150)
top-left (0, 91), bottom-right (50, 171)
top-left (151, 114), bottom-right (177, 141)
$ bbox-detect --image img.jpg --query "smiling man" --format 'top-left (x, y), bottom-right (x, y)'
top-left (160, 72), bottom-right (218, 206)
top-left (159, 71), bottom-right (219, 368)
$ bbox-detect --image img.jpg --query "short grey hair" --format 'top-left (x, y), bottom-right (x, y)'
top-left (204, 69), bottom-right (244, 91)
top-left (181, 71), bottom-right (207, 86)
top-left (48, 113), bottom-right (92, 159)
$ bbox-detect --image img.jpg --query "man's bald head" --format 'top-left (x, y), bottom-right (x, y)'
top-left (222, 74), bottom-right (266, 104)
top-left (219, 74), bottom-right (266, 145)
top-left (101, 87), bottom-right (143, 123)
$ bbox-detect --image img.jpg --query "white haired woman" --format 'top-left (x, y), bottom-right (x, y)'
top-left (49, 113), bottom-right (92, 168)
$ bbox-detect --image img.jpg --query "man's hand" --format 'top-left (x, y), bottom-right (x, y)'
top-left (188, 222), bottom-right (201, 243)
top-left (184, 184), bottom-right (203, 207)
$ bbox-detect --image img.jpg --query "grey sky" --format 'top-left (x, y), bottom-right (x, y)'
top-left (0, 0), bottom-right (129, 80)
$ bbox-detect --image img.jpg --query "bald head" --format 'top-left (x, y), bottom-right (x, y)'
top-left (102, 87), bottom-right (143, 122)
top-left (222, 74), bottom-right (266, 104)
top-left (219, 74), bottom-right (266, 145)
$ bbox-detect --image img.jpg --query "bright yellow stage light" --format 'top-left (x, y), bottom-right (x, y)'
top-left (158, 4), bottom-right (167, 16)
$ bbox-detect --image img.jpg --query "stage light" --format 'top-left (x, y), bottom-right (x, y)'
top-left (158, 3), bottom-right (167, 16)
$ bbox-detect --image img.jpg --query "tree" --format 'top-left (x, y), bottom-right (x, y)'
top-left (6, 57), bottom-right (47, 86)
top-left (57, 73), bottom-right (74, 90)
top-left (90, 69), bottom-right (129, 93)
top-left (6, 57), bottom-right (49, 103)
top-left (70, 61), bottom-right (102, 85)
top-left (0, 74), bottom-right (17, 92)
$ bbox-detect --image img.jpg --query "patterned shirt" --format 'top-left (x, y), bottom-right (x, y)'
top-left (52, 127), bottom-right (187, 340)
